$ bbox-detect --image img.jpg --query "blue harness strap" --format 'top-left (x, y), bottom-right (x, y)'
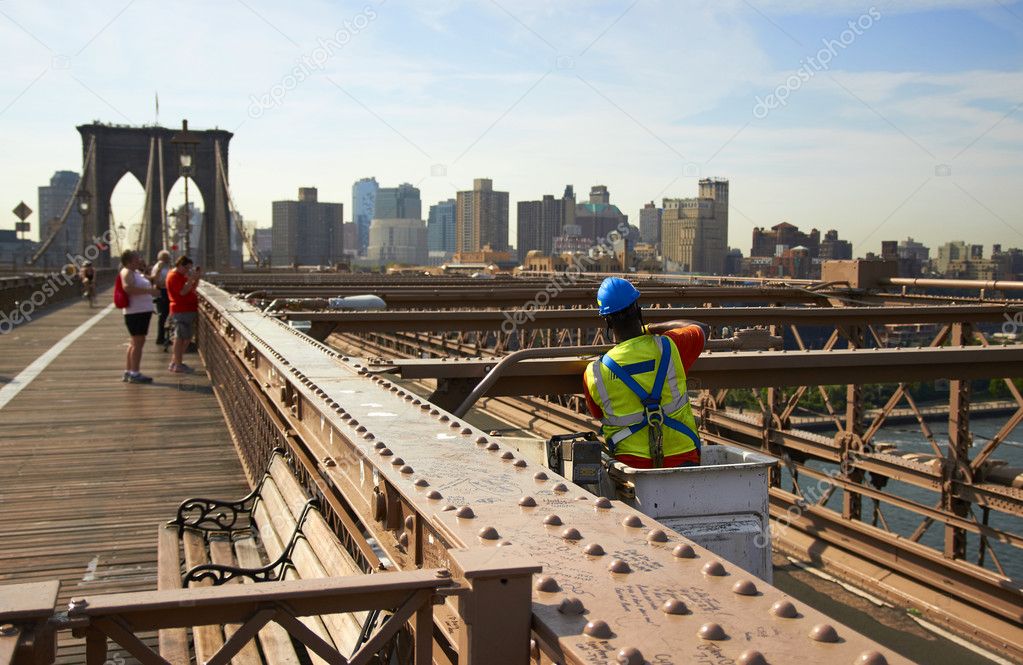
top-left (600, 337), bottom-right (701, 454)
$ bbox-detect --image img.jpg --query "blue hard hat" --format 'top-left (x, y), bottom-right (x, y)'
top-left (597, 277), bottom-right (641, 316)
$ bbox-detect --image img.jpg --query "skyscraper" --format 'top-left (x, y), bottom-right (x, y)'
top-left (455, 178), bottom-right (509, 254)
top-left (351, 177), bottom-right (378, 256)
top-left (368, 218), bottom-right (428, 266)
top-left (639, 201), bottom-right (662, 246)
top-left (516, 186), bottom-right (574, 261)
top-left (661, 178), bottom-right (729, 274)
top-left (38, 170), bottom-right (82, 261)
top-left (374, 183), bottom-right (421, 220)
top-left (427, 199), bottom-right (457, 255)
top-left (272, 187), bottom-right (343, 266)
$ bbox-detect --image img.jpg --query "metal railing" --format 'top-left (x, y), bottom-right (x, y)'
top-left (0, 269), bottom-right (114, 325)
top-left (0, 558), bottom-right (537, 665)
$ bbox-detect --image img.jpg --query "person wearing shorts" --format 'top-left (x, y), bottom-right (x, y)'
top-left (120, 250), bottom-right (160, 383)
top-left (165, 255), bottom-right (202, 374)
top-left (150, 250), bottom-right (172, 347)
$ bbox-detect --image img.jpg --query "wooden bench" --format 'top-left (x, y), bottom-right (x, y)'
top-left (157, 451), bottom-right (380, 665)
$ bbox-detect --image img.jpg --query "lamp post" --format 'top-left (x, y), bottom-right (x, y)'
top-left (171, 119), bottom-right (199, 257)
top-left (76, 188), bottom-right (91, 258)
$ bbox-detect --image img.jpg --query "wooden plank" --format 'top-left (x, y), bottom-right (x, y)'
top-left (156, 526), bottom-right (189, 664)
top-left (208, 538), bottom-right (264, 665)
top-left (233, 538), bottom-right (301, 665)
top-left (0, 296), bottom-right (251, 664)
top-left (252, 489), bottom-right (335, 665)
top-left (182, 530), bottom-right (225, 665)
top-left (258, 476), bottom-right (365, 656)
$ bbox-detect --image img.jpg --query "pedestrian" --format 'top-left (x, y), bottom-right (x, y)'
top-left (119, 250), bottom-right (160, 384)
top-left (583, 277), bottom-right (706, 468)
top-left (151, 250), bottom-right (172, 349)
top-left (165, 255), bottom-right (202, 374)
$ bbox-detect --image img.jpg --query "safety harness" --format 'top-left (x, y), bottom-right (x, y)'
top-left (599, 336), bottom-right (702, 466)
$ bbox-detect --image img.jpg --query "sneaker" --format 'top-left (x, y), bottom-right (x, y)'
top-left (127, 373), bottom-right (153, 384)
top-left (168, 363), bottom-right (194, 374)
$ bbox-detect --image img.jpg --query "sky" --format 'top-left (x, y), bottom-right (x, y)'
top-left (1, 0), bottom-right (1022, 255)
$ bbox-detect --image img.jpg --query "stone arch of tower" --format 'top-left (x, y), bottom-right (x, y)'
top-left (76, 122), bottom-right (234, 268)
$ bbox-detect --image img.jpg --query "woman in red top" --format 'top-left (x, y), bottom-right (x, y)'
top-left (165, 255), bottom-right (202, 374)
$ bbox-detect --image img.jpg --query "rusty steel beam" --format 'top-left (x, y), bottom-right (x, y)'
top-left (197, 283), bottom-right (911, 665)
top-left (226, 285), bottom-right (838, 306)
top-left (378, 344), bottom-right (1023, 393)
top-left (274, 303), bottom-right (1023, 333)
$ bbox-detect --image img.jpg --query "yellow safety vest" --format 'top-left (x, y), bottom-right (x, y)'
top-left (584, 334), bottom-right (701, 461)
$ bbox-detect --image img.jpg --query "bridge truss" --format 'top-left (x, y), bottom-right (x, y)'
top-left (199, 271), bottom-right (1023, 662)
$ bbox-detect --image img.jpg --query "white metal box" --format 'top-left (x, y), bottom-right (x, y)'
top-left (610, 444), bottom-right (775, 582)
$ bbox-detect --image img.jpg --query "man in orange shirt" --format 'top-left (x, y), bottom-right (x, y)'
top-left (165, 255), bottom-right (202, 374)
top-left (583, 277), bottom-right (705, 468)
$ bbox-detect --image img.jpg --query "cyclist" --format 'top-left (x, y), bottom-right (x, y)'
top-left (79, 261), bottom-right (96, 307)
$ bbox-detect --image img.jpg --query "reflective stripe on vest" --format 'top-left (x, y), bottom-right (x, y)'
top-left (585, 335), bottom-right (701, 457)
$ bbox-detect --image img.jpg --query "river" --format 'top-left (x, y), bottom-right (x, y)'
top-left (798, 416), bottom-right (1022, 580)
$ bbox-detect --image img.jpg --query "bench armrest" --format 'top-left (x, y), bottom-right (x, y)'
top-left (182, 499), bottom-right (319, 587)
top-left (170, 449), bottom-right (286, 536)
top-left (170, 489), bottom-right (261, 536)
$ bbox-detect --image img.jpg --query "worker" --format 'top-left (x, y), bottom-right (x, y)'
top-left (583, 277), bottom-right (705, 468)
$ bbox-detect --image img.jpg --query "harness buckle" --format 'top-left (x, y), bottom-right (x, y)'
top-left (645, 403), bottom-right (664, 426)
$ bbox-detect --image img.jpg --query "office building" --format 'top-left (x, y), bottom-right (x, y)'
top-left (571, 185), bottom-right (627, 244)
top-left (516, 185), bottom-right (575, 261)
top-left (374, 183), bottom-right (421, 221)
top-left (367, 218), bottom-right (427, 266)
top-left (455, 178), bottom-right (509, 254)
top-left (253, 228), bottom-right (272, 264)
top-left (38, 170), bottom-right (82, 261)
top-left (661, 178), bottom-right (729, 274)
top-left (819, 230), bottom-right (852, 260)
top-left (341, 222), bottom-right (358, 258)
top-left (271, 187), bottom-right (343, 266)
top-left (427, 199), bottom-right (457, 256)
top-left (752, 222), bottom-right (819, 257)
top-left (351, 177), bottom-right (378, 255)
top-left (639, 202), bottom-right (662, 246)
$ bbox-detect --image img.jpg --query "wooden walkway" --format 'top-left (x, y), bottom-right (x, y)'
top-left (0, 295), bottom-right (249, 663)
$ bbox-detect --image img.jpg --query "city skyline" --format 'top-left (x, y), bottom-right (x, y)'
top-left (2, 1), bottom-right (1021, 252)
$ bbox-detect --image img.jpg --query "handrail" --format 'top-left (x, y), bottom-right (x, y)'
top-left (0, 548), bottom-right (538, 665)
top-left (452, 345), bottom-right (606, 417)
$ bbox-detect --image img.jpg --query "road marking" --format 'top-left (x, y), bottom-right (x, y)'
top-left (0, 304), bottom-right (114, 410)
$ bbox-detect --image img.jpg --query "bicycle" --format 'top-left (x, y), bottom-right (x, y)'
top-left (81, 280), bottom-right (96, 308)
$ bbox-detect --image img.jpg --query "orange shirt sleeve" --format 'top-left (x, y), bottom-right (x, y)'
top-left (663, 325), bottom-right (704, 373)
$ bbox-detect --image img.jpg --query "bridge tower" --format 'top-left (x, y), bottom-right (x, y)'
top-left (74, 121), bottom-right (234, 269)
